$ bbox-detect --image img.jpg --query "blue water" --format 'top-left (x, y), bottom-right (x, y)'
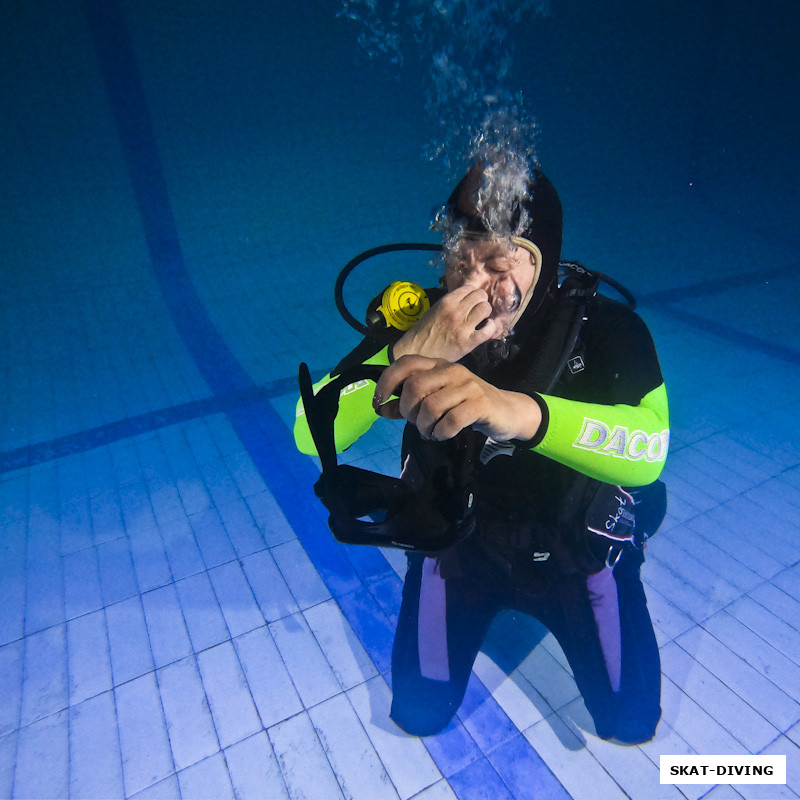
top-left (2, 1), bottom-right (799, 798)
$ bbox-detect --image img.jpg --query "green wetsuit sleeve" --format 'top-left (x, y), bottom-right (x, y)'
top-left (528, 382), bottom-right (669, 486)
top-left (293, 345), bottom-right (391, 456)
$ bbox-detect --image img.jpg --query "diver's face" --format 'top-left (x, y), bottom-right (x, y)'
top-left (444, 238), bottom-right (539, 336)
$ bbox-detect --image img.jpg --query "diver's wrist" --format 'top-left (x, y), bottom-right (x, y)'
top-left (510, 393), bottom-right (549, 447)
top-left (390, 333), bottom-right (414, 361)
top-left (504, 391), bottom-right (544, 442)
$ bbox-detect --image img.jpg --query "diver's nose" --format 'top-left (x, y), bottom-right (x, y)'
top-left (462, 266), bottom-right (492, 291)
top-left (475, 273), bottom-right (493, 292)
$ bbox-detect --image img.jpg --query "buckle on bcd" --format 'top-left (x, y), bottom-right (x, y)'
top-left (605, 546), bottom-right (624, 569)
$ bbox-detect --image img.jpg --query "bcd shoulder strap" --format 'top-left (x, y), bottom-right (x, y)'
top-left (506, 262), bottom-right (601, 397)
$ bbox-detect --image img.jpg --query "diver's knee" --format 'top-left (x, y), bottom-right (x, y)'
top-left (595, 705), bottom-right (661, 745)
top-left (389, 690), bottom-right (459, 737)
top-left (612, 707), bottom-right (661, 745)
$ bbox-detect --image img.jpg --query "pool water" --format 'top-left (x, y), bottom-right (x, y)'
top-left (1, 1), bottom-right (799, 798)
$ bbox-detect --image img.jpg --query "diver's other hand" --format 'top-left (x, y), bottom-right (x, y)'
top-left (390, 283), bottom-right (502, 363)
top-left (373, 355), bottom-right (542, 442)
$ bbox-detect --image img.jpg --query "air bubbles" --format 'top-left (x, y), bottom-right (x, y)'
top-left (338, 0), bottom-right (550, 168)
top-left (472, 109), bottom-right (537, 236)
top-left (432, 106), bottom-right (540, 254)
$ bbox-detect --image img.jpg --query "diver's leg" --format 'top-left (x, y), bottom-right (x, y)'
top-left (390, 551), bottom-right (500, 736)
top-left (530, 550), bottom-right (661, 743)
top-left (610, 549), bottom-right (662, 742)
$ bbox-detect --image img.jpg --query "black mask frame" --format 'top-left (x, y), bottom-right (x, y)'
top-left (297, 362), bottom-right (477, 552)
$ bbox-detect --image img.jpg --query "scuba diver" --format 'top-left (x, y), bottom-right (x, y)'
top-left (294, 156), bottom-right (669, 744)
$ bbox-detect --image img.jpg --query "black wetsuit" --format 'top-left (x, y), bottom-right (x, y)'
top-left (389, 294), bottom-right (665, 744)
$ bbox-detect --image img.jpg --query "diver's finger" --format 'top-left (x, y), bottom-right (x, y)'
top-left (374, 398), bottom-right (402, 419)
top-left (470, 317), bottom-right (502, 345)
top-left (396, 367), bottom-right (454, 425)
top-left (448, 280), bottom-right (485, 299)
top-left (443, 281), bottom-right (489, 313)
top-left (414, 384), bottom-right (470, 439)
top-left (459, 283), bottom-right (490, 307)
top-left (430, 399), bottom-right (480, 441)
top-left (372, 355), bottom-right (439, 409)
top-left (465, 297), bottom-right (493, 328)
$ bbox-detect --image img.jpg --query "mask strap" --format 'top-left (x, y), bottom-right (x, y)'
top-left (297, 363), bottom-right (387, 475)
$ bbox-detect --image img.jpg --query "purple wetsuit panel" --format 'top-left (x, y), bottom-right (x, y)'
top-left (586, 566), bottom-right (622, 692)
top-left (417, 557), bottom-right (450, 681)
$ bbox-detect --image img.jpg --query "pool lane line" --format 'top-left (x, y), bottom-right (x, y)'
top-left (84, 0), bottom-right (252, 398)
top-left (638, 259), bottom-right (800, 306)
top-left (5, 267), bottom-right (799, 477)
top-left (642, 302), bottom-right (800, 367)
top-left (637, 260), bottom-right (800, 366)
top-left (0, 375), bottom-right (322, 475)
top-left (83, 0), bottom-right (569, 793)
top-left (82, 0), bottom-right (381, 634)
